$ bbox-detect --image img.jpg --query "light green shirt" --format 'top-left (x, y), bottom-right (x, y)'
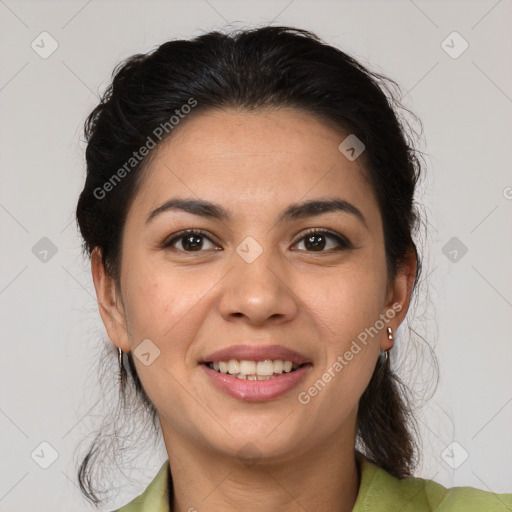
top-left (112, 457), bottom-right (512, 511)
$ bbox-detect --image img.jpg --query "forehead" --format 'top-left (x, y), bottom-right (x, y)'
top-left (129, 107), bottom-right (380, 229)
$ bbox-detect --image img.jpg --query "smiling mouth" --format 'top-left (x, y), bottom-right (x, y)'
top-left (202, 359), bottom-right (308, 380)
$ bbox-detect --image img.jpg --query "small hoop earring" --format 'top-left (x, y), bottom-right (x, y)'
top-left (379, 349), bottom-right (390, 362)
top-left (118, 347), bottom-right (127, 384)
top-left (387, 327), bottom-right (394, 340)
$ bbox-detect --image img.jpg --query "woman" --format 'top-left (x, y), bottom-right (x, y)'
top-left (75, 26), bottom-right (511, 511)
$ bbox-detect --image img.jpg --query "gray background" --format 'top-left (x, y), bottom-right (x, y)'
top-left (0, 0), bottom-right (511, 510)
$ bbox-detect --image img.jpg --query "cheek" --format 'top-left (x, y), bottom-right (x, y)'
top-left (122, 255), bottom-right (212, 341)
top-left (296, 267), bottom-right (383, 430)
top-left (121, 262), bottom-right (217, 418)
top-left (298, 256), bottom-right (388, 344)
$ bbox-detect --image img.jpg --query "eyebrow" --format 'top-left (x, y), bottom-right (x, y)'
top-left (146, 197), bottom-right (368, 229)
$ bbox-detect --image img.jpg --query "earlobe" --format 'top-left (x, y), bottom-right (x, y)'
top-left (90, 247), bottom-right (131, 353)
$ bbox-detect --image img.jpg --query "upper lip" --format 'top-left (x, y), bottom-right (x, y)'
top-left (200, 344), bottom-right (310, 365)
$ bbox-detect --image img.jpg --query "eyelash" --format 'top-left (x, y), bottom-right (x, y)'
top-left (162, 228), bottom-right (352, 254)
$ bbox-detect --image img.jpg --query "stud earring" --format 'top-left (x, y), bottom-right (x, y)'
top-left (380, 327), bottom-right (393, 363)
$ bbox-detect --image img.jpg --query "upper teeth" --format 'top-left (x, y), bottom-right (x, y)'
top-left (209, 359), bottom-right (298, 376)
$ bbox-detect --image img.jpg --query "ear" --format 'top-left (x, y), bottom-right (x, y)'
top-left (91, 247), bottom-right (131, 353)
top-left (381, 246), bottom-right (417, 351)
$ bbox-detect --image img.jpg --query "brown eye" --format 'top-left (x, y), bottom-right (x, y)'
top-left (292, 229), bottom-right (351, 252)
top-left (164, 229), bottom-right (218, 252)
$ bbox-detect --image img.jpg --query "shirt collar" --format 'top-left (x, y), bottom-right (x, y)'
top-left (115, 455), bottom-right (428, 511)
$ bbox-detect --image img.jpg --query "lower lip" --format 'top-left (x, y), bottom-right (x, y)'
top-left (200, 363), bottom-right (312, 402)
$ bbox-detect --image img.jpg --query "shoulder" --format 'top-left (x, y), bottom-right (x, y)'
top-left (356, 457), bottom-right (512, 512)
top-left (110, 460), bottom-right (171, 512)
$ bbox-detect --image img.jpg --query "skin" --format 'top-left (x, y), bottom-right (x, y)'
top-left (91, 107), bottom-right (416, 512)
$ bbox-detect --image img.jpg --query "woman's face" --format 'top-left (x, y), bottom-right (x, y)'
top-left (95, 107), bottom-right (413, 463)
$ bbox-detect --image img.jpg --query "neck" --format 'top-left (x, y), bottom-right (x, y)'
top-left (162, 428), bottom-right (360, 512)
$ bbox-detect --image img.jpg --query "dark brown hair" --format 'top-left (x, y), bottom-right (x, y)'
top-left (75, 25), bottom-right (436, 506)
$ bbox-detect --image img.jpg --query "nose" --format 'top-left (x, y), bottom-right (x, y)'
top-left (218, 248), bottom-right (299, 326)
